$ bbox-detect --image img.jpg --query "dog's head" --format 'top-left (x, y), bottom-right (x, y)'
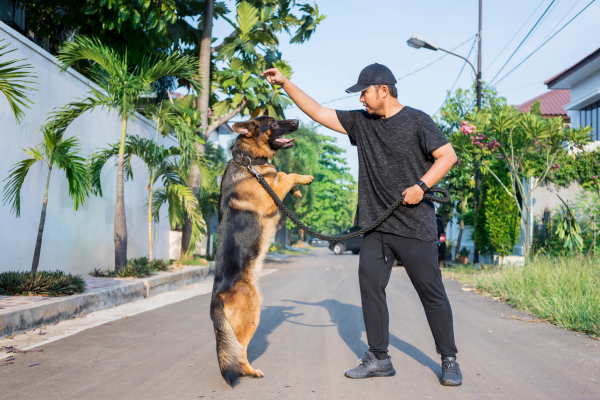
top-left (231, 116), bottom-right (299, 159)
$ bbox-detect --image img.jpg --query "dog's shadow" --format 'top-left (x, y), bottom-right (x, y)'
top-left (247, 305), bottom-right (303, 363)
top-left (284, 299), bottom-right (441, 379)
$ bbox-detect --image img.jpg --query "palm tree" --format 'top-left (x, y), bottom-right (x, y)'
top-left (0, 39), bottom-right (36, 123)
top-left (89, 134), bottom-right (206, 261)
top-left (45, 36), bottom-right (199, 272)
top-left (2, 128), bottom-right (91, 273)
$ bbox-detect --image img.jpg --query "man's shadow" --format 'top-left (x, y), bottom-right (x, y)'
top-left (247, 305), bottom-right (303, 363)
top-left (284, 299), bottom-right (441, 378)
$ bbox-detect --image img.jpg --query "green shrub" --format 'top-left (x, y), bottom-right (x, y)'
top-left (0, 271), bottom-right (86, 297)
top-left (459, 247), bottom-right (471, 257)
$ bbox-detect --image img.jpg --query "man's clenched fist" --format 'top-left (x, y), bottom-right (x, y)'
top-left (261, 68), bottom-right (288, 86)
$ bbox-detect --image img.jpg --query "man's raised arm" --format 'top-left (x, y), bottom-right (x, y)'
top-left (261, 68), bottom-right (347, 134)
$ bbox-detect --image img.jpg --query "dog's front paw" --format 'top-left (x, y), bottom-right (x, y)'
top-left (250, 369), bottom-right (264, 378)
top-left (292, 190), bottom-right (303, 198)
top-left (298, 175), bottom-right (314, 185)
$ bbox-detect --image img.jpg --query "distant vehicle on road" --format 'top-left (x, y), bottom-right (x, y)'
top-left (329, 226), bottom-right (363, 255)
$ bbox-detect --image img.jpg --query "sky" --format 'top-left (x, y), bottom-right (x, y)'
top-left (189, 0), bottom-right (600, 180)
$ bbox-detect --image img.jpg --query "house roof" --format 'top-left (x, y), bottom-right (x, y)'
top-left (515, 89), bottom-right (570, 116)
top-left (545, 47), bottom-right (600, 88)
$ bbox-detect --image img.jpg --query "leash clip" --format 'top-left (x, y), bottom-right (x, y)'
top-left (243, 155), bottom-right (261, 178)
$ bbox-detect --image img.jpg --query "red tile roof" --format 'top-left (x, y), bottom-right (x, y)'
top-left (515, 89), bottom-right (570, 116)
top-left (544, 47), bottom-right (600, 86)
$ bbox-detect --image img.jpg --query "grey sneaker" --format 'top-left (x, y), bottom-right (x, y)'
top-left (344, 352), bottom-right (396, 379)
top-left (441, 357), bottom-right (462, 386)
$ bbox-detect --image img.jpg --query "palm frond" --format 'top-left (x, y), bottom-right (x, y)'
top-left (56, 36), bottom-right (127, 81)
top-left (44, 89), bottom-right (114, 139)
top-left (88, 144), bottom-right (120, 196)
top-left (0, 39), bottom-right (37, 123)
top-left (2, 156), bottom-right (42, 217)
top-left (54, 137), bottom-right (92, 210)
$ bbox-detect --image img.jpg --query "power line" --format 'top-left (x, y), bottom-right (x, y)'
top-left (498, 81), bottom-right (544, 93)
top-left (485, 0), bottom-right (546, 74)
top-left (288, 35), bottom-right (477, 110)
top-left (433, 37), bottom-right (479, 116)
top-left (537, 0), bottom-right (582, 45)
top-left (396, 35), bottom-right (476, 81)
top-left (494, 0), bottom-right (596, 86)
top-left (489, 0), bottom-right (557, 84)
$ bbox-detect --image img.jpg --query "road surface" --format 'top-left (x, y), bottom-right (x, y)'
top-left (2, 246), bottom-right (600, 399)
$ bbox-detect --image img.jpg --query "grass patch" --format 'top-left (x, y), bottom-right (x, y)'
top-left (442, 257), bottom-right (600, 337)
top-left (90, 258), bottom-right (172, 278)
top-left (0, 271), bottom-right (86, 297)
top-left (277, 248), bottom-right (310, 255)
top-left (176, 255), bottom-right (208, 266)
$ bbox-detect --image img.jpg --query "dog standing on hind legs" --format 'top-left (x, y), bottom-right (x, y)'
top-left (210, 116), bottom-right (313, 387)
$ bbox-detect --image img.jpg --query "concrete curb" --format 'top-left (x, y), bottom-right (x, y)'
top-left (0, 262), bottom-right (215, 339)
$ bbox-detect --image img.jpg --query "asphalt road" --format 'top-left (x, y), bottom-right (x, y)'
top-left (3, 246), bottom-right (600, 399)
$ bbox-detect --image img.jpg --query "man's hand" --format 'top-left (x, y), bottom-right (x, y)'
top-left (402, 184), bottom-right (424, 205)
top-left (261, 68), bottom-right (288, 86)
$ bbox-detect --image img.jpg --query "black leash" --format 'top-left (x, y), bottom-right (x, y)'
top-left (237, 155), bottom-right (451, 242)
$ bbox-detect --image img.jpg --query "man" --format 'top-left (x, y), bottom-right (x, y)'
top-left (262, 63), bottom-right (462, 386)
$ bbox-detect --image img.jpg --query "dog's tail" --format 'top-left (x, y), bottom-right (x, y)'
top-left (210, 292), bottom-right (244, 387)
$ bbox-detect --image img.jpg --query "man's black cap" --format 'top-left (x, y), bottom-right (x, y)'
top-left (345, 63), bottom-right (397, 93)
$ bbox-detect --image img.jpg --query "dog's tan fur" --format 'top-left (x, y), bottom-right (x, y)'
top-left (211, 116), bottom-right (312, 385)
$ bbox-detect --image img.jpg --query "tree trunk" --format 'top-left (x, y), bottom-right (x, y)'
top-left (456, 218), bottom-right (464, 261)
top-left (31, 167), bottom-right (52, 274)
top-left (148, 187), bottom-right (154, 262)
top-left (455, 195), bottom-right (467, 260)
top-left (114, 117), bottom-right (128, 272)
top-left (182, 0), bottom-right (214, 256)
top-left (205, 214), bottom-right (212, 256)
top-left (473, 165), bottom-right (480, 263)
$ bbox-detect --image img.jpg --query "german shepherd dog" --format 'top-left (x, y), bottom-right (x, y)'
top-left (210, 116), bottom-right (313, 386)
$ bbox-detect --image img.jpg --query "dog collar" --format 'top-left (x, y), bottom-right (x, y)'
top-left (233, 153), bottom-right (268, 167)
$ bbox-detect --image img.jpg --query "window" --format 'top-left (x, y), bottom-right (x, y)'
top-left (580, 100), bottom-right (600, 141)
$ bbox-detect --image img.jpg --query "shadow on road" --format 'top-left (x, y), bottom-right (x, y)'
top-left (247, 305), bottom-right (304, 363)
top-left (285, 299), bottom-right (441, 378)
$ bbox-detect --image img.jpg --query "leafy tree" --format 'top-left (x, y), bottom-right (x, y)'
top-left (2, 128), bottom-right (91, 273)
top-left (46, 36), bottom-right (198, 272)
top-left (529, 99), bottom-right (542, 116)
top-left (183, 0), bottom-right (325, 254)
top-left (0, 39), bottom-right (36, 123)
top-left (272, 122), bottom-right (320, 241)
top-left (440, 162), bottom-right (473, 260)
top-left (303, 135), bottom-right (356, 235)
top-left (466, 106), bottom-right (592, 256)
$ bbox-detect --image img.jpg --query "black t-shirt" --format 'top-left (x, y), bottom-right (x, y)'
top-left (336, 106), bottom-right (449, 241)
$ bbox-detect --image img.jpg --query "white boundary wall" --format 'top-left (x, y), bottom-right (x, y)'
top-left (0, 22), bottom-right (171, 275)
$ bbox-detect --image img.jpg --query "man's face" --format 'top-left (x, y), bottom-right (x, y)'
top-left (359, 86), bottom-right (385, 116)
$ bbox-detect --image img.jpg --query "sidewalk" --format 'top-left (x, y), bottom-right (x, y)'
top-left (0, 263), bottom-right (214, 339)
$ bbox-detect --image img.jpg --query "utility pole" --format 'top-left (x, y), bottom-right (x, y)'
top-left (473, 0), bottom-right (483, 264)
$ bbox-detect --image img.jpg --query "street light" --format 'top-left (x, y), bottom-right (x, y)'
top-left (406, 34), bottom-right (478, 85)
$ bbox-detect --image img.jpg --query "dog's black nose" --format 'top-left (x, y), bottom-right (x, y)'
top-left (290, 119), bottom-right (299, 128)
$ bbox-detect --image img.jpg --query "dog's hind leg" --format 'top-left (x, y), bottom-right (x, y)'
top-left (229, 282), bottom-right (264, 378)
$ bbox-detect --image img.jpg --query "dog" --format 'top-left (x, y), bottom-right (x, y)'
top-left (210, 116), bottom-right (314, 387)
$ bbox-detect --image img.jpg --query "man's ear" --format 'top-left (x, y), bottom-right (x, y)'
top-left (233, 121), bottom-right (254, 137)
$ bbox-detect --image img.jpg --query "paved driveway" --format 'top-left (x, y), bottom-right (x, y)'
top-left (2, 246), bottom-right (600, 399)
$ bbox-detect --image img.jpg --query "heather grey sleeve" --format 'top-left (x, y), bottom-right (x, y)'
top-left (335, 110), bottom-right (362, 146)
top-left (418, 112), bottom-right (449, 155)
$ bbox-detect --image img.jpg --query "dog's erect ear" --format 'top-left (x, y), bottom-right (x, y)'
top-left (233, 121), bottom-right (255, 137)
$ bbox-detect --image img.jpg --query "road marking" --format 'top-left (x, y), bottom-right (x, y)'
top-left (0, 269), bottom-right (277, 357)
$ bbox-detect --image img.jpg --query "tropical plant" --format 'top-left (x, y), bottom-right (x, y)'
top-left (483, 184), bottom-right (521, 263)
top-left (89, 133), bottom-right (208, 259)
top-left (0, 270), bottom-right (86, 297)
top-left (555, 195), bottom-right (584, 253)
top-left (464, 106), bottom-right (592, 256)
top-left (182, 0), bottom-right (325, 254)
top-left (0, 39), bottom-right (37, 123)
top-left (46, 35), bottom-right (198, 272)
top-left (2, 128), bottom-right (91, 274)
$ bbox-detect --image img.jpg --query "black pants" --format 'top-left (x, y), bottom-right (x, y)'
top-left (358, 231), bottom-right (458, 359)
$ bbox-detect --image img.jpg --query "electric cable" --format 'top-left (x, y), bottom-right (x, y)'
top-left (288, 35), bottom-right (476, 110)
top-left (489, 0), bottom-right (557, 85)
top-left (537, 0), bottom-right (582, 46)
top-left (493, 0), bottom-right (596, 86)
top-left (485, 0), bottom-right (546, 73)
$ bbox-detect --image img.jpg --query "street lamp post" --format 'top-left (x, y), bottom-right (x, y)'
top-left (408, 0), bottom-right (483, 264)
